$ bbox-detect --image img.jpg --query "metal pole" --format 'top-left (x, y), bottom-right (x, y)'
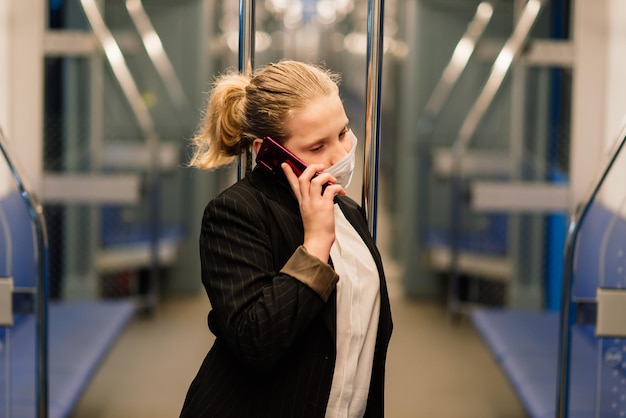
top-left (0, 128), bottom-right (49, 418)
top-left (363, 0), bottom-right (385, 239)
top-left (238, 0), bottom-right (255, 180)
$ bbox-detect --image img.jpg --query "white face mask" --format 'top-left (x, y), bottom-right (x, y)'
top-left (324, 131), bottom-right (357, 189)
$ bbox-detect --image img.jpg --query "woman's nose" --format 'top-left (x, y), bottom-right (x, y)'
top-left (331, 143), bottom-right (350, 165)
top-left (330, 138), bottom-right (350, 165)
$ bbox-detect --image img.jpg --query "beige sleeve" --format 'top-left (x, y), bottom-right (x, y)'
top-left (280, 245), bottom-right (338, 302)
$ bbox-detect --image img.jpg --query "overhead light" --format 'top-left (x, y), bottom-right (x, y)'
top-left (344, 31), bottom-right (409, 59)
top-left (316, 0), bottom-right (337, 25)
top-left (283, 2), bottom-right (303, 29)
top-left (266, 0), bottom-right (291, 14)
top-left (225, 31), bottom-right (272, 53)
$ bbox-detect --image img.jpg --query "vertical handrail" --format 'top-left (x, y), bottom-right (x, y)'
top-left (447, 0), bottom-right (544, 314)
top-left (363, 0), bottom-right (385, 239)
top-left (125, 0), bottom-right (192, 118)
top-left (80, 0), bottom-right (161, 310)
top-left (555, 126), bottom-right (626, 418)
top-left (237, 0), bottom-right (255, 181)
top-left (417, 1), bottom-right (496, 138)
top-left (0, 128), bottom-right (49, 418)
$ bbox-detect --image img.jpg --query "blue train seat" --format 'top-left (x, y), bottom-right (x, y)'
top-left (0, 191), bottom-right (135, 418)
top-left (470, 200), bottom-right (626, 418)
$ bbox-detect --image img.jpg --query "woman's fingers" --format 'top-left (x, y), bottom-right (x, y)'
top-left (281, 163), bottom-right (301, 196)
top-left (323, 183), bottom-right (346, 198)
top-left (281, 162), bottom-right (344, 261)
top-left (281, 163), bottom-right (344, 199)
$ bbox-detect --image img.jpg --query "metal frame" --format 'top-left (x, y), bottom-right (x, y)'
top-left (0, 127), bottom-right (49, 418)
top-left (447, 0), bottom-right (546, 315)
top-left (79, 0), bottom-right (162, 311)
top-left (412, 0), bottom-right (496, 302)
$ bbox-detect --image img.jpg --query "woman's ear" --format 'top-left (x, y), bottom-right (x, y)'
top-left (252, 138), bottom-right (263, 155)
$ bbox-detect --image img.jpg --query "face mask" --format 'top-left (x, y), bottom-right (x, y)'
top-left (324, 131), bottom-right (357, 189)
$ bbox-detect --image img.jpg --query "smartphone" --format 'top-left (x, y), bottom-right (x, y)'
top-left (256, 136), bottom-right (314, 177)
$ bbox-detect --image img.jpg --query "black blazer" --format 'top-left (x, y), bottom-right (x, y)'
top-left (180, 168), bottom-right (393, 418)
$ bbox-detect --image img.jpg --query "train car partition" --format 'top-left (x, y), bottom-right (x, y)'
top-left (471, 120), bottom-right (626, 418)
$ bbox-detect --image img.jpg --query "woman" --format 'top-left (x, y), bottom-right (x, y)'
top-left (181, 60), bottom-right (393, 418)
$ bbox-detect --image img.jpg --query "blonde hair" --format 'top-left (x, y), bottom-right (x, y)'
top-left (188, 60), bottom-right (341, 170)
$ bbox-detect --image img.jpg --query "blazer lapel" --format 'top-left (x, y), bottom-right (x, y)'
top-left (335, 197), bottom-right (385, 280)
top-left (248, 167), bottom-right (300, 215)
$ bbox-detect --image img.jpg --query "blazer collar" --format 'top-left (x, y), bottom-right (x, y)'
top-left (247, 167), bottom-right (300, 215)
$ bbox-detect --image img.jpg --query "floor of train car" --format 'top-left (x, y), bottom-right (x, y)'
top-left (69, 188), bottom-right (527, 418)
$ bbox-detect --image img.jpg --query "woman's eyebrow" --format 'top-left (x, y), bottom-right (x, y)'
top-left (301, 138), bottom-right (327, 148)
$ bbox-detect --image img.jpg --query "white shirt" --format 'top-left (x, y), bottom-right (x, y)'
top-left (325, 204), bottom-right (381, 418)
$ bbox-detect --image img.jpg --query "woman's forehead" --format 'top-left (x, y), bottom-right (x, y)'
top-left (288, 95), bottom-right (347, 132)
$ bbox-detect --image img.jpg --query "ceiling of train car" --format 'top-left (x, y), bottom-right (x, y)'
top-left (217, 0), bottom-right (406, 59)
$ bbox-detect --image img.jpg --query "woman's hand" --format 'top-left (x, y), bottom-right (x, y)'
top-left (282, 163), bottom-right (346, 263)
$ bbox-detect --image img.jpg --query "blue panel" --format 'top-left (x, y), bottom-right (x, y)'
top-left (572, 203), bottom-right (615, 299)
top-left (596, 338), bottom-right (626, 417)
top-left (0, 193), bottom-right (37, 289)
top-left (546, 169), bottom-right (568, 312)
top-left (594, 205), bottom-right (626, 416)
top-left (49, 0), bottom-right (64, 11)
top-left (546, 211), bottom-right (566, 311)
top-left (546, 0), bottom-right (569, 312)
top-left (597, 211), bottom-right (626, 289)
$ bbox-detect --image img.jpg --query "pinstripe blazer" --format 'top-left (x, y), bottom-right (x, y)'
top-left (180, 167), bottom-right (393, 418)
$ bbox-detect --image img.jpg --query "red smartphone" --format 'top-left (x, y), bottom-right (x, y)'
top-left (256, 136), bottom-right (314, 177)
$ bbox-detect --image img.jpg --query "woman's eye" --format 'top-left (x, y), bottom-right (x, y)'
top-left (310, 145), bottom-right (323, 153)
